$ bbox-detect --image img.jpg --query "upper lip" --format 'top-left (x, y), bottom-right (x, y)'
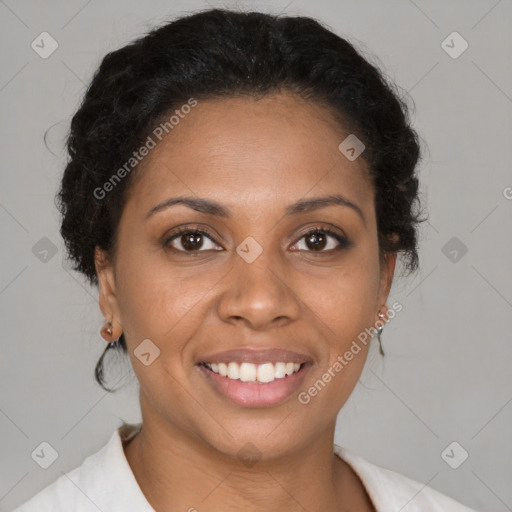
top-left (199, 348), bottom-right (312, 365)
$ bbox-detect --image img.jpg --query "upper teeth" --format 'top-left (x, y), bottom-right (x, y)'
top-left (204, 362), bottom-right (301, 383)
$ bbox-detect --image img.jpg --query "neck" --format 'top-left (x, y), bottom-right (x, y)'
top-left (122, 395), bottom-right (374, 512)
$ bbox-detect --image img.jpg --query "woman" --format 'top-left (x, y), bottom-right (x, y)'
top-left (14, 8), bottom-right (478, 512)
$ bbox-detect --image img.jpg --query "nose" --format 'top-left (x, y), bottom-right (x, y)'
top-left (216, 249), bottom-right (301, 331)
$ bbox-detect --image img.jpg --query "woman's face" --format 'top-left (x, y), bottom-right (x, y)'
top-left (96, 92), bottom-right (395, 459)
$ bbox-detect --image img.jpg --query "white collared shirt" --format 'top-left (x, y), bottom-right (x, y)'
top-left (13, 423), bottom-right (478, 511)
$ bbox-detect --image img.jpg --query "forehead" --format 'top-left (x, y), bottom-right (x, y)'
top-left (125, 92), bottom-right (373, 216)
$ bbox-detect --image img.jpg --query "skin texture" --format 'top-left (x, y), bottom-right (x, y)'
top-left (95, 92), bottom-right (396, 512)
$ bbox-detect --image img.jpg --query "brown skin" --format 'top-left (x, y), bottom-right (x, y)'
top-left (95, 92), bottom-right (396, 512)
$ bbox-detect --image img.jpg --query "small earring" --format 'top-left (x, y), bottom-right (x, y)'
top-left (100, 320), bottom-right (114, 341)
top-left (376, 310), bottom-right (386, 356)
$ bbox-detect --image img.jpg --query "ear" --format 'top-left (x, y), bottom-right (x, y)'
top-left (95, 246), bottom-right (123, 337)
top-left (376, 251), bottom-right (397, 320)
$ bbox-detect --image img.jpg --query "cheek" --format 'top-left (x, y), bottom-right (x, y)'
top-left (114, 259), bottom-right (207, 401)
top-left (116, 264), bottom-right (202, 340)
top-left (297, 258), bottom-right (380, 343)
top-left (114, 242), bottom-right (228, 358)
top-left (293, 272), bottom-right (378, 414)
top-left (295, 277), bottom-right (376, 396)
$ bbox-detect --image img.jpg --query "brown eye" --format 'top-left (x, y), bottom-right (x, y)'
top-left (304, 231), bottom-right (328, 251)
top-left (165, 229), bottom-right (221, 252)
top-left (180, 232), bottom-right (204, 250)
top-left (291, 228), bottom-right (350, 253)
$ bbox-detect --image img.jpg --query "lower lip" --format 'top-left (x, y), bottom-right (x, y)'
top-left (198, 363), bottom-right (311, 407)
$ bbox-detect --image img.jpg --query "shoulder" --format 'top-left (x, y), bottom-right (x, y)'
top-left (334, 445), bottom-right (479, 512)
top-left (12, 449), bottom-right (105, 512)
top-left (12, 423), bottom-right (150, 512)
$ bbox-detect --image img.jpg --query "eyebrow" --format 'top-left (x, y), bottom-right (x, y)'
top-left (145, 194), bottom-right (365, 225)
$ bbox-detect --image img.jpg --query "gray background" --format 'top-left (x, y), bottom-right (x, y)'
top-left (1, 0), bottom-right (511, 510)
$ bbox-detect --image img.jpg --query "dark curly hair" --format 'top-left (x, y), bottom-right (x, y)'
top-left (56, 7), bottom-right (427, 392)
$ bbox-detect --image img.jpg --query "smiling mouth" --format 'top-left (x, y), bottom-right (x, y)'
top-left (198, 361), bottom-right (307, 384)
top-left (197, 359), bottom-right (312, 407)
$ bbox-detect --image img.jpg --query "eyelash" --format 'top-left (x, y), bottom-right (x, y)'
top-left (163, 225), bottom-right (351, 255)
